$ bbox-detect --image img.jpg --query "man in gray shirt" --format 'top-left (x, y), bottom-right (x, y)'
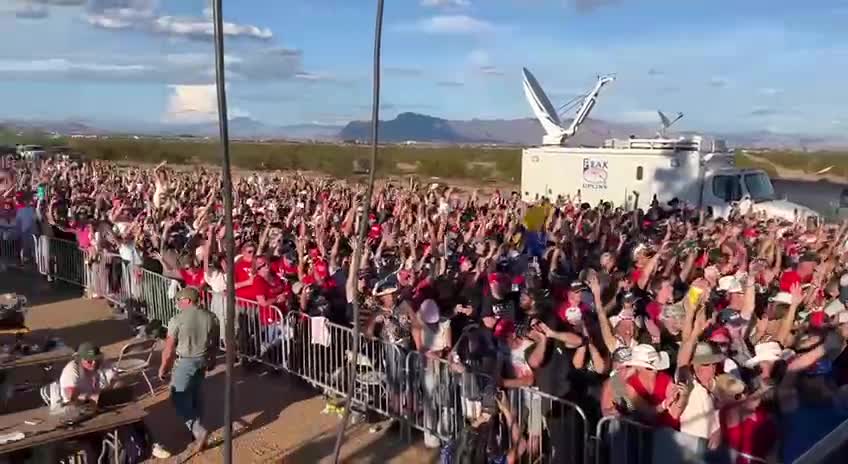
top-left (159, 286), bottom-right (219, 455)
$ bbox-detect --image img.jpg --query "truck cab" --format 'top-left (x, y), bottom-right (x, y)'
top-left (703, 168), bottom-right (816, 221)
top-left (18, 145), bottom-right (46, 161)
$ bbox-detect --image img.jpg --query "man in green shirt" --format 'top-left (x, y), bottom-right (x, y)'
top-left (159, 286), bottom-right (219, 454)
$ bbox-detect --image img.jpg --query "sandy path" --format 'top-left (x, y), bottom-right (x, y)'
top-left (2, 270), bottom-right (438, 464)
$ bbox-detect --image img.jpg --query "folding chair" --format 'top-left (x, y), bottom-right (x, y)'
top-left (112, 338), bottom-right (158, 397)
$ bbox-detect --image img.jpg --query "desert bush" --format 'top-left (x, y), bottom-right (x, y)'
top-left (69, 138), bottom-right (523, 182)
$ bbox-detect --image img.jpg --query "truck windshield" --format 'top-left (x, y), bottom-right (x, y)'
top-left (744, 172), bottom-right (776, 201)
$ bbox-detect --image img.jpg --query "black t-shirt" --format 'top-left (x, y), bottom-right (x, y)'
top-left (532, 313), bottom-right (576, 398)
top-left (479, 291), bottom-right (519, 322)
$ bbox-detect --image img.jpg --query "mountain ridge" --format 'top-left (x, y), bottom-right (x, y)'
top-left (3, 113), bottom-right (847, 150)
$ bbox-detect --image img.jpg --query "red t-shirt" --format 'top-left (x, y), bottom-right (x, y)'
top-left (180, 268), bottom-right (205, 289)
top-left (234, 258), bottom-right (253, 299)
top-left (271, 259), bottom-right (298, 280)
top-left (626, 372), bottom-right (680, 430)
top-left (646, 301), bottom-right (663, 321)
top-left (631, 268), bottom-right (643, 286)
top-left (720, 407), bottom-right (776, 462)
top-left (779, 270), bottom-right (812, 292)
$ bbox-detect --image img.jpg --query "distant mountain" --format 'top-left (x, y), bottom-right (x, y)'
top-left (340, 112), bottom-right (482, 143)
top-left (340, 112), bottom-right (651, 146)
top-left (0, 117), bottom-right (342, 141)
top-left (3, 114), bottom-right (846, 150)
top-left (339, 112), bottom-right (848, 150)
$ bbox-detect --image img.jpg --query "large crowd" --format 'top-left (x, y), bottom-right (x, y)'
top-left (2, 157), bottom-right (848, 463)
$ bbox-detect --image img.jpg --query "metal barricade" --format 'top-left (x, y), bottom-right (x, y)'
top-left (595, 415), bottom-right (655, 464)
top-left (234, 298), bottom-right (288, 370)
top-left (284, 311), bottom-right (406, 420)
top-left (135, 268), bottom-right (182, 324)
top-left (45, 237), bottom-right (86, 287)
top-left (594, 416), bottom-right (754, 464)
top-left (502, 387), bottom-right (590, 464)
top-left (403, 350), bottom-right (496, 445)
top-left (0, 236), bottom-right (20, 271)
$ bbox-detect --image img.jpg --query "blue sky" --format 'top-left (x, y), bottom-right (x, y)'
top-left (0, 0), bottom-right (846, 136)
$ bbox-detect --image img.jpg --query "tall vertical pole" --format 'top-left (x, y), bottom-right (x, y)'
top-left (211, 0), bottom-right (236, 463)
top-left (331, 0), bottom-right (385, 462)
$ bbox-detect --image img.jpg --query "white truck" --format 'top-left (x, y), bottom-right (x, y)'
top-left (520, 68), bottom-right (817, 221)
top-left (16, 144), bottom-right (47, 161)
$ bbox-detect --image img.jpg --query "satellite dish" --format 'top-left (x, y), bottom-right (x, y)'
top-left (657, 110), bottom-right (684, 137)
top-left (522, 68), bottom-right (566, 141)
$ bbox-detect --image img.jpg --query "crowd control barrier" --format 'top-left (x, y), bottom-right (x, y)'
top-left (595, 415), bottom-right (772, 464)
top-left (283, 312), bottom-right (406, 422)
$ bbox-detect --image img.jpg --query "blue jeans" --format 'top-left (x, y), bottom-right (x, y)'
top-left (170, 356), bottom-right (208, 439)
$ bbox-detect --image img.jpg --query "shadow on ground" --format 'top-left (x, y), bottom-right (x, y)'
top-left (143, 366), bottom-right (318, 459)
top-left (278, 419), bottom-right (436, 463)
top-left (0, 270), bottom-right (84, 307)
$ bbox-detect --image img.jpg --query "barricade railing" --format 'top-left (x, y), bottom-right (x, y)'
top-left (503, 387), bottom-right (590, 464)
top-left (403, 350), bottom-right (496, 445)
top-left (595, 415), bottom-right (656, 464)
top-left (233, 298), bottom-right (288, 370)
top-left (134, 267), bottom-right (181, 323)
top-left (0, 235), bottom-right (21, 271)
top-left (44, 237), bottom-right (86, 287)
top-left (595, 415), bottom-right (772, 464)
top-left (284, 311), bottom-right (406, 421)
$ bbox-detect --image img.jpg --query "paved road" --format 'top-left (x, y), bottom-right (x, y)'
top-left (772, 178), bottom-right (848, 216)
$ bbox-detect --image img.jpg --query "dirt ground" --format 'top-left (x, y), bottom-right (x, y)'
top-left (2, 270), bottom-right (439, 464)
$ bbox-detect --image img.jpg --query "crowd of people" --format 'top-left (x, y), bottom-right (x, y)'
top-left (3, 157), bottom-right (848, 463)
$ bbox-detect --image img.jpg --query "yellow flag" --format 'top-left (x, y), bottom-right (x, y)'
top-left (524, 204), bottom-right (549, 232)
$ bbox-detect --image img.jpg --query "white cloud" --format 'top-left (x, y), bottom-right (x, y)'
top-left (759, 87), bottom-right (782, 96)
top-left (421, 0), bottom-right (471, 7)
top-left (153, 16), bottom-right (272, 40)
top-left (400, 15), bottom-right (495, 35)
top-left (163, 84), bottom-right (250, 123)
top-left (2, 0), bottom-right (87, 19)
top-left (0, 58), bottom-right (152, 79)
top-left (0, 48), bottom-right (303, 84)
top-left (164, 84), bottom-right (218, 123)
top-left (78, 1), bottom-right (273, 42)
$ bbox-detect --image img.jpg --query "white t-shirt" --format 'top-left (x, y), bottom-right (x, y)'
top-left (58, 360), bottom-right (113, 403)
top-left (118, 243), bottom-right (143, 265)
top-left (205, 268), bottom-right (227, 293)
top-left (679, 380), bottom-right (720, 439)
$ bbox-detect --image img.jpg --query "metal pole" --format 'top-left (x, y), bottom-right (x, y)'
top-left (211, 1), bottom-right (236, 463)
top-left (331, 0), bottom-right (384, 462)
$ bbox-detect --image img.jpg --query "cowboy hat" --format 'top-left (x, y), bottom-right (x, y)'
top-left (692, 342), bottom-right (725, 366)
top-left (623, 344), bottom-right (670, 371)
top-left (744, 341), bottom-right (787, 368)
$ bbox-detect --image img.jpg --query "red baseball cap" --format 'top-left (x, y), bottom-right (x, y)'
top-left (488, 272), bottom-right (507, 285)
top-left (708, 325), bottom-right (731, 343)
top-left (809, 311), bottom-right (827, 329)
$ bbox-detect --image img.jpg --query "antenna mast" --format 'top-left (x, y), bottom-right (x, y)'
top-left (562, 75), bottom-right (615, 143)
top-left (522, 68), bottom-right (614, 146)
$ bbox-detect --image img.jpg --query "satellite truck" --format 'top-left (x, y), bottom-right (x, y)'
top-left (519, 68), bottom-right (817, 221)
